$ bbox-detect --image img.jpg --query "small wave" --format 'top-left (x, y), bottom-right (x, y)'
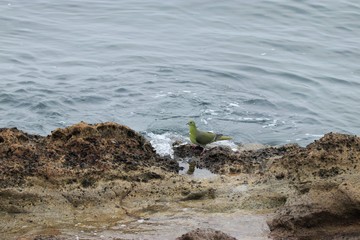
top-left (193, 67), bottom-right (242, 82)
top-left (128, 92), bottom-right (143, 97)
top-left (72, 95), bottom-right (109, 104)
top-left (17, 80), bottom-right (37, 85)
top-left (201, 109), bottom-right (219, 116)
top-left (14, 89), bottom-right (28, 93)
top-left (305, 133), bottom-right (324, 138)
top-left (243, 98), bottom-right (277, 108)
top-left (0, 93), bottom-right (17, 104)
top-left (15, 102), bottom-right (32, 108)
top-left (318, 76), bottom-right (360, 88)
top-left (262, 119), bottom-right (284, 128)
top-left (279, 71), bottom-right (319, 86)
top-left (238, 117), bottom-right (271, 123)
top-left (30, 102), bottom-right (51, 110)
top-left (36, 88), bottom-right (56, 94)
top-left (290, 133), bottom-right (325, 144)
top-left (157, 66), bottom-right (174, 74)
top-left (115, 87), bottom-right (128, 93)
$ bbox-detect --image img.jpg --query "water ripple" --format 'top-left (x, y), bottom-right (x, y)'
top-left (1, 0), bottom-right (360, 147)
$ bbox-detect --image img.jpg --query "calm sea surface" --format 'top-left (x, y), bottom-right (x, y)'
top-left (1, 0), bottom-right (360, 148)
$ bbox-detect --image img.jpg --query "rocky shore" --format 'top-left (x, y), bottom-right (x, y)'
top-left (1, 122), bottom-right (359, 239)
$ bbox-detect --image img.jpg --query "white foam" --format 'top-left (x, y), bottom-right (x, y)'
top-left (305, 133), bottom-right (324, 137)
top-left (239, 117), bottom-right (271, 123)
top-left (154, 93), bottom-right (167, 98)
top-left (58, 121), bottom-right (67, 125)
top-left (262, 119), bottom-right (278, 128)
top-left (201, 118), bottom-right (208, 125)
top-left (203, 109), bottom-right (218, 115)
top-left (147, 132), bottom-right (187, 158)
top-left (229, 102), bottom-right (240, 107)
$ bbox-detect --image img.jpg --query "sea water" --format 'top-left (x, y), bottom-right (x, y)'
top-left (1, 0), bottom-right (360, 154)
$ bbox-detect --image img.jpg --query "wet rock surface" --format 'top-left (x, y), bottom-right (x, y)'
top-left (176, 228), bottom-right (237, 240)
top-left (174, 142), bottom-right (299, 175)
top-left (1, 124), bottom-right (360, 239)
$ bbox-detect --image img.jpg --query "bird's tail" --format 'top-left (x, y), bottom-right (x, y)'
top-left (215, 135), bottom-right (232, 141)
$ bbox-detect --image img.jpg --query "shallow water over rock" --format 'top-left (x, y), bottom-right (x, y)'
top-left (25, 211), bottom-right (269, 240)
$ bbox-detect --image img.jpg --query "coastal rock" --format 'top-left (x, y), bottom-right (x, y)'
top-left (2, 124), bottom-right (360, 239)
top-left (0, 122), bottom-right (182, 235)
top-left (267, 132), bottom-right (360, 182)
top-left (0, 127), bottom-right (43, 187)
top-left (173, 133), bottom-right (360, 239)
top-left (176, 228), bottom-right (237, 240)
top-left (198, 145), bottom-right (298, 175)
top-left (267, 133), bottom-right (360, 239)
top-left (0, 122), bottom-right (179, 188)
top-left (173, 142), bottom-right (204, 158)
top-left (174, 143), bottom-right (299, 175)
top-left (3, 123), bottom-right (269, 239)
top-left (268, 177), bottom-right (360, 239)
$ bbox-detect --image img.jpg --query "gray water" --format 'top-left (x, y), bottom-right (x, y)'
top-left (1, 0), bottom-right (360, 147)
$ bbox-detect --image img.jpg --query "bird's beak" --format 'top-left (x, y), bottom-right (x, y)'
top-left (186, 122), bottom-right (189, 125)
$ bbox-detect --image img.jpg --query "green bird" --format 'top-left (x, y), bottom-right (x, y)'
top-left (187, 120), bottom-right (232, 147)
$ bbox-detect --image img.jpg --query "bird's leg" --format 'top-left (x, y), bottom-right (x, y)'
top-left (190, 145), bottom-right (203, 154)
top-left (194, 145), bottom-right (205, 155)
top-left (200, 146), bottom-right (207, 155)
top-left (188, 144), bottom-right (204, 156)
top-left (195, 145), bottom-right (203, 151)
top-left (200, 146), bottom-right (217, 156)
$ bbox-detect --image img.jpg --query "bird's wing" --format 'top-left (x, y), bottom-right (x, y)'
top-left (196, 130), bottom-right (217, 145)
